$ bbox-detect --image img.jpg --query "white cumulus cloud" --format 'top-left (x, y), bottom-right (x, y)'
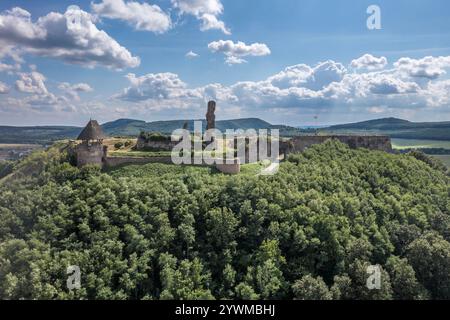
top-left (15, 70), bottom-right (48, 95)
top-left (0, 61), bottom-right (20, 73)
top-left (394, 56), bottom-right (450, 79)
top-left (0, 6), bottom-right (140, 70)
top-left (58, 82), bottom-right (94, 101)
top-left (112, 54), bottom-right (450, 118)
top-left (225, 56), bottom-right (247, 65)
top-left (268, 61), bottom-right (347, 91)
top-left (208, 40), bottom-right (271, 57)
top-left (172, 0), bottom-right (230, 34)
top-left (115, 72), bottom-right (202, 102)
top-left (91, 0), bottom-right (171, 33)
top-left (0, 81), bottom-right (9, 94)
top-left (208, 40), bottom-right (271, 65)
top-left (351, 54), bottom-right (387, 71)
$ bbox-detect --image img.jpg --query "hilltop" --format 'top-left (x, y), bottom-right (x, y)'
top-left (324, 117), bottom-right (450, 140)
top-left (2, 117), bottom-right (450, 145)
top-left (0, 140), bottom-right (448, 299)
top-left (102, 117), bottom-right (274, 136)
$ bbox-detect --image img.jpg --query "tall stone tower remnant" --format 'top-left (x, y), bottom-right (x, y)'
top-left (206, 100), bottom-right (216, 130)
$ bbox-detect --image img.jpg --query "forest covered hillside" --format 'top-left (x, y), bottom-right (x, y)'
top-left (324, 118), bottom-right (450, 140)
top-left (0, 141), bottom-right (449, 300)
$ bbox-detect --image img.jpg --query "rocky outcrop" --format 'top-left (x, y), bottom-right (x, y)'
top-left (135, 134), bottom-right (177, 151)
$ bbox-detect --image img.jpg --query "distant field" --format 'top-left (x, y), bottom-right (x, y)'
top-left (0, 144), bottom-right (41, 149)
top-left (432, 155), bottom-right (450, 169)
top-left (391, 138), bottom-right (450, 150)
top-left (0, 144), bottom-right (43, 161)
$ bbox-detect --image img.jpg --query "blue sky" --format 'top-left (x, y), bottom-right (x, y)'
top-left (0, 0), bottom-right (450, 126)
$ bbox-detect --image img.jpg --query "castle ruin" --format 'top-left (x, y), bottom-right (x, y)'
top-left (75, 120), bottom-right (108, 168)
top-left (74, 102), bottom-right (392, 173)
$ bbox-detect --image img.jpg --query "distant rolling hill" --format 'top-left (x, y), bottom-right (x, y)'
top-left (2, 117), bottom-right (450, 145)
top-left (0, 126), bottom-right (81, 145)
top-left (323, 117), bottom-right (450, 140)
top-left (0, 118), bottom-right (279, 144)
top-left (102, 118), bottom-right (274, 136)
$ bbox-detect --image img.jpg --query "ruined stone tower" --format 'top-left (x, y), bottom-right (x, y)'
top-left (206, 100), bottom-right (216, 130)
top-left (75, 120), bottom-right (108, 168)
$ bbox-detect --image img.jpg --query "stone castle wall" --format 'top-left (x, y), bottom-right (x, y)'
top-left (215, 159), bottom-right (241, 174)
top-left (76, 142), bottom-right (107, 168)
top-left (136, 137), bottom-right (177, 151)
top-left (290, 135), bottom-right (393, 153)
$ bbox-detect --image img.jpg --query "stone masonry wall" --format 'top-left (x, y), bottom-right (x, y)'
top-left (135, 137), bottom-right (177, 151)
top-left (76, 142), bottom-right (107, 168)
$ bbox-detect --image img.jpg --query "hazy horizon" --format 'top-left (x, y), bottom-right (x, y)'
top-left (0, 115), bottom-right (447, 129)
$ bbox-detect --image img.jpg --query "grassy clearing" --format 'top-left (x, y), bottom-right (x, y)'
top-left (107, 162), bottom-right (213, 178)
top-left (391, 138), bottom-right (450, 150)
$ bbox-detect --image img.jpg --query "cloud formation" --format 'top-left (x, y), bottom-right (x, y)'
top-left (268, 61), bottom-right (347, 91)
top-left (91, 0), bottom-right (171, 33)
top-left (58, 82), bottom-right (94, 101)
top-left (208, 40), bottom-right (271, 65)
top-left (115, 72), bottom-right (200, 102)
top-left (351, 54), bottom-right (387, 71)
top-left (185, 50), bottom-right (199, 59)
top-left (0, 65), bottom-right (94, 112)
top-left (0, 81), bottom-right (9, 94)
top-left (114, 54), bottom-right (450, 118)
top-left (394, 56), bottom-right (450, 79)
top-left (172, 0), bottom-right (230, 34)
top-left (15, 70), bottom-right (48, 95)
top-left (225, 56), bottom-right (247, 65)
top-left (0, 6), bottom-right (140, 70)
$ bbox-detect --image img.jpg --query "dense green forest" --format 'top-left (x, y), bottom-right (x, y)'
top-left (0, 141), bottom-right (449, 300)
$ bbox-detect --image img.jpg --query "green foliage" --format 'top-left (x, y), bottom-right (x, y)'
top-left (114, 142), bottom-right (124, 150)
top-left (385, 256), bottom-right (429, 300)
top-left (139, 132), bottom-right (171, 143)
top-left (406, 232), bottom-right (450, 299)
top-left (407, 150), bottom-right (447, 173)
top-left (0, 140), bottom-right (448, 300)
top-left (0, 160), bottom-right (14, 179)
top-left (292, 275), bottom-right (332, 300)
